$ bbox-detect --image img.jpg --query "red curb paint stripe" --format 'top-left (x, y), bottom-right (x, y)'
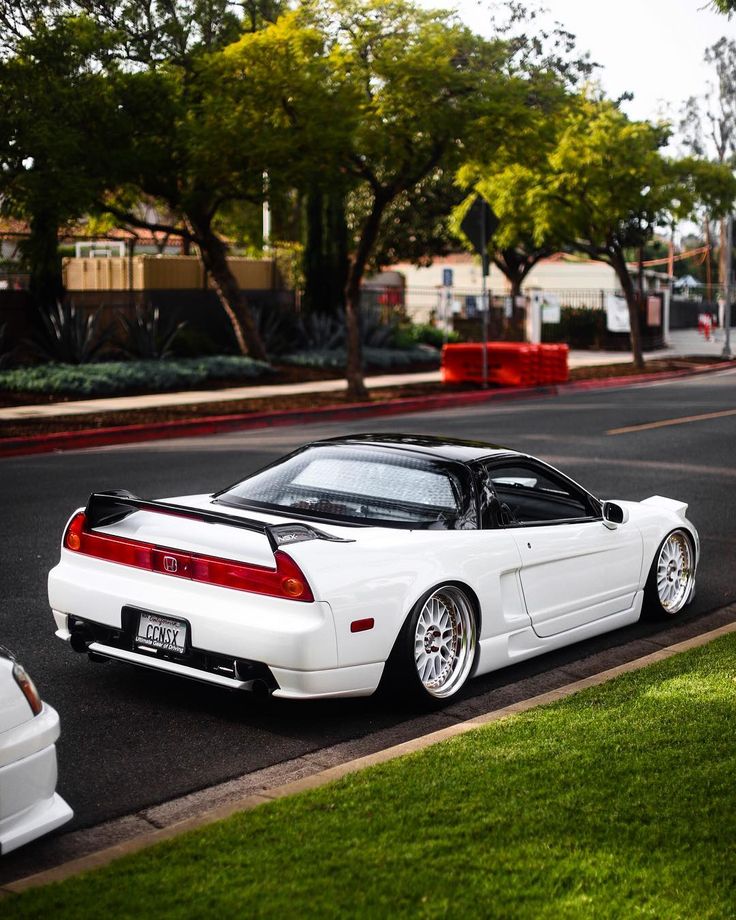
top-left (0, 362), bottom-right (730, 459)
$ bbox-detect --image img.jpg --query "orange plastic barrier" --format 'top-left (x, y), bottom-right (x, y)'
top-left (441, 343), bottom-right (568, 387)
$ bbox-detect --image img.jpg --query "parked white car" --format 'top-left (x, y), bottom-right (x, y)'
top-left (49, 435), bottom-right (698, 705)
top-left (0, 647), bottom-right (73, 854)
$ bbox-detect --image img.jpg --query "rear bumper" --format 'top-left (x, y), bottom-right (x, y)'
top-left (54, 610), bottom-right (385, 700)
top-left (0, 705), bottom-right (73, 854)
top-left (49, 557), bottom-right (339, 672)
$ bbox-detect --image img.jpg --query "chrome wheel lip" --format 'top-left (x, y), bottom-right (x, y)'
top-left (656, 530), bottom-right (693, 615)
top-left (413, 586), bottom-right (476, 699)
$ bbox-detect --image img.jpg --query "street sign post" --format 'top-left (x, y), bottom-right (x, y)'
top-left (723, 214), bottom-right (732, 360)
top-left (460, 196), bottom-right (499, 386)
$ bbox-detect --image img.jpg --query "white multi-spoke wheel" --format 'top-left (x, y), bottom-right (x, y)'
top-left (644, 529), bottom-right (695, 618)
top-left (383, 585), bottom-right (477, 706)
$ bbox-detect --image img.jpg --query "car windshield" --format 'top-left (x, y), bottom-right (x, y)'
top-left (217, 445), bottom-right (466, 526)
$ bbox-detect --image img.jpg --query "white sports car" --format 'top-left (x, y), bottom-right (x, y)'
top-left (49, 435), bottom-right (698, 704)
top-left (0, 647), bottom-right (73, 853)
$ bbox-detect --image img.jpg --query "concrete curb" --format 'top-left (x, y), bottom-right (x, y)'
top-left (0, 362), bottom-right (730, 459)
top-left (3, 615), bottom-right (735, 897)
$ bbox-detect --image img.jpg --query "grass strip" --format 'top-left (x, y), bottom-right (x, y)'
top-left (7, 634), bottom-right (736, 919)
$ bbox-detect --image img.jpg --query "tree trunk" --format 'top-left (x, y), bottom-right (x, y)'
top-left (25, 209), bottom-right (64, 310)
top-left (344, 196), bottom-right (387, 401)
top-left (610, 250), bottom-right (644, 370)
top-left (344, 278), bottom-right (366, 400)
top-left (719, 216), bottom-right (728, 290)
top-left (302, 188), bottom-right (325, 314)
top-left (187, 213), bottom-right (268, 361)
top-left (303, 186), bottom-right (347, 315)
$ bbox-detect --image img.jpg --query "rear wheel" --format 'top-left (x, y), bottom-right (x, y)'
top-left (385, 584), bottom-right (477, 705)
top-left (644, 529), bottom-right (694, 618)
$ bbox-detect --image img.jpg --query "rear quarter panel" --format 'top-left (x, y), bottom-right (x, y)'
top-left (288, 528), bottom-right (528, 668)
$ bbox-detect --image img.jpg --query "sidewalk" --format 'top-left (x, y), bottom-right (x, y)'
top-left (0, 328), bottom-right (728, 424)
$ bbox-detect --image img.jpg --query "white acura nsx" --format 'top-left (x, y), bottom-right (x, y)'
top-left (48, 435), bottom-right (698, 704)
top-left (0, 647), bottom-right (73, 853)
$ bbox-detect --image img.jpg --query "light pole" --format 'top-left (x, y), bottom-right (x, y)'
top-left (481, 202), bottom-right (489, 388)
top-left (723, 213), bottom-right (733, 359)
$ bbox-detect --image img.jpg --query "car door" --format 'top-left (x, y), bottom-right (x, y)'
top-left (484, 460), bottom-right (643, 638)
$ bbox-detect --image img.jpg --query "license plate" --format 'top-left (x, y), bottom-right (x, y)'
top-left (136, 612), bottom-right (187, 654)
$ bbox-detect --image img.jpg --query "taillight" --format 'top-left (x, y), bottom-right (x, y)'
top-left (63, 512), bottom-right (314, 601)
top-left (12, 661), bottom-right (43, 716)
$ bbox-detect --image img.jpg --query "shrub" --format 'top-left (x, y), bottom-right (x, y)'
top-left (282, 345), bottom-right (439, 371)
top-left (30, 301), bottom-right (113, 364)
top-left (393, 322), bottom-right (461, 349)
top-left (298, 311), bottom-right (345, 351)
top-left (0, 356), bottom-right (271, 398)
top-left (252, 304), bottom-right (301, 357)
top-left (542, 307), bottom-right (607, 349)
top-left (118, 304), bottom-right (187, 360)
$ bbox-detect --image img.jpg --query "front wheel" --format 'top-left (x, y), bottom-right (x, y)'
top-left (384, 584), bottom-right (477, 706)
top-left (643, 529), bottom-right (695, 618)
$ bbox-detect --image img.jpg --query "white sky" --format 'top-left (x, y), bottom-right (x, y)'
top-left (435, 0), bottom-right (736, 126)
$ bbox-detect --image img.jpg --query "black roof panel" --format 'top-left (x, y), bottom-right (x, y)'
top-left (316, 433), bottom-right (520, 464)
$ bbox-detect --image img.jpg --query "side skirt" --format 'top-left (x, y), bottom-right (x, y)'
top-left (475, 591), bottom-right (644, 677)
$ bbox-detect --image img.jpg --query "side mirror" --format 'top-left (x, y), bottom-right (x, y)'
top-left (602, 501), bottom-right (629, 530)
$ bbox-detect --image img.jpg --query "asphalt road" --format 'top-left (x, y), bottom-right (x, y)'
top-left (1, 368), bottom-right (735, 878)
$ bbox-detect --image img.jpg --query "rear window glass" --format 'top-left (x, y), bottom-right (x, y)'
top-left (219, 446), bottom-right (464, 526)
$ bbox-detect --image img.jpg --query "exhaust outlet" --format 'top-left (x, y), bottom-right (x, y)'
top-left (70, 629), bottom-right (92, 654)
top-left (241, 678), bottom-right (271, 696)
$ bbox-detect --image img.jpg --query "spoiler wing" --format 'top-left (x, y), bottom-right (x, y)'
top-left (85, 491), bottom-right (353, 552)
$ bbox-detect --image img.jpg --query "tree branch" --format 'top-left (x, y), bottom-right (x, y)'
top-left (97, 201), bottom-right (196, 242)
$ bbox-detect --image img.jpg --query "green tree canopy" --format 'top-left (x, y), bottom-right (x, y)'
top-left (0, 16), bottom-right (123, 307)
top-left (480, 96), bottom-right (736, 366)
top-left (299, 0), bottom-right (575, 397)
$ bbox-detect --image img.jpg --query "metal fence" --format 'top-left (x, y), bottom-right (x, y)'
top-left (361, 284), bottom-right (626, 326)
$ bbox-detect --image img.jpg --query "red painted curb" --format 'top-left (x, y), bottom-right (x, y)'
top-left (0, 362), bottom-right (730, 459)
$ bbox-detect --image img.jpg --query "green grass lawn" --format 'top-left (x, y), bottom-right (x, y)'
top-left (8, 634), bottom-right (736, 919)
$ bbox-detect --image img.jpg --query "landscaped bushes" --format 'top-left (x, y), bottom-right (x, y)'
top-left (391, 322), bottom-right (461, 350)
top-left (542, 307), bottom-right (607, 349)
top-left (282, 345), bottom-right (440, 371)
top-left (0, 356), bottom-right (271, 398)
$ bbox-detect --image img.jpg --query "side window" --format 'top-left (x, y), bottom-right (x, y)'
top-left (486, 463), bottom-right (594, 525)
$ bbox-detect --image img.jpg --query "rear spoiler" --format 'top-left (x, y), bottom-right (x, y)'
top-left (85, 491), bottom-right (353, 552)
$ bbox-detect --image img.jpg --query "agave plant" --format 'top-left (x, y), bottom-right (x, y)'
top-left (31, 301), bottom-right (113, 364)
top-left (119, 303), bottom-right (186, 360)
top-left (299, 311), bottom-right (345, 350)
top-left (362, 309), bottom-right (399, 348)
top-left (251, 304), bottom-right (299, 357)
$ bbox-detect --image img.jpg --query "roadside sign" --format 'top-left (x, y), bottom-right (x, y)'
top-left (460, 195), bottom-right (499, 276)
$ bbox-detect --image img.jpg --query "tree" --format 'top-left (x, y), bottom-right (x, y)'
top-left (452, 171), bottom-right (557, 302)
top-left (0, 16), bottom-right (122, 309)
top-left (355, 168), bottom-right (466, 272)
top-left (711, 0), bottom-right (736, 13)
top-left (679, 38), bottom-right (736, 291)
top-left (511, 97), bottom-right (736, 367)
top-left (302, 185), bottom-right (349, 315)
top-left (453, 82), bottom-right (589, 303)
top-left (302, 0), bottom-right (555, 398)
top-left (0, 1), bottom-right (290, 358)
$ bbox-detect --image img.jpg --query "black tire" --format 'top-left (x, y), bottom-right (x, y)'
top-left (642, 529), bottom-right (695, 620)
top-left (379, 584), bottom-right (478, 707)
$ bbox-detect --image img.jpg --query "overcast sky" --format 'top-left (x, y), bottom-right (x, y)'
top-left (435, 0), bottom-right (736, 126)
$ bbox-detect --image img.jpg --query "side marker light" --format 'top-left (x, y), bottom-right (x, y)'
top-left (350, 618), bottom-right (375, 633)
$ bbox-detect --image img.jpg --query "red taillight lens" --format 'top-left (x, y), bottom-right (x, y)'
top-left (62, 513), bottom-right (314, 602)
top-left (64, 512), bottom-right (85, 551)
